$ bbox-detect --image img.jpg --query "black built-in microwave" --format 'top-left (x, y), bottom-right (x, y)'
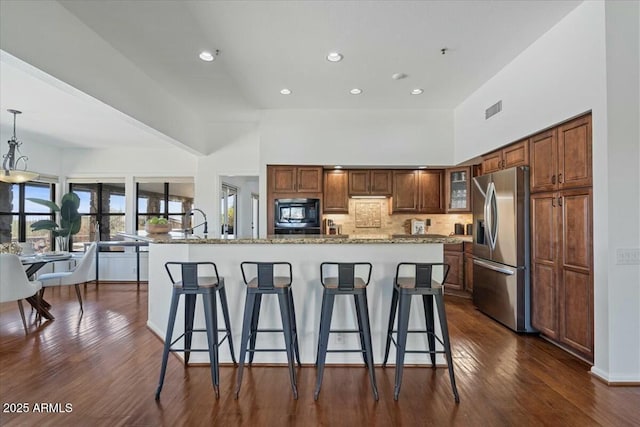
top-left (274, 198), bottom-right (321, 234)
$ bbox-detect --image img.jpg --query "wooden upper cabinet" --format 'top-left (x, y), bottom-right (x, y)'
top-left (481, 150), bottom-right (503, 174)
top-left (530, 114), bottom-right (592, 193)
top-left (530, 129), bottom-right (558, 192)
top-left (392, 170), bottom-right (419, 212)
top-left (269, 165), bottom-right (322, 193)
top-left (503, 139), bottom-right (529, 169)
top-left (323, 170), bottom-right (349, 213)
top-left (558, 115), bottom-right (592, 190)
top-left (297, 167), bottom-right (323, 192)
top-left (418, 170), bottom-right (445, 213)
top-left (481, 139), bottom-right (529, 174)
top-left (445, 166), bottom-right (471, 212)
top-left (348, 170), bottom-right (392, 196)
top-left (369, 170), bottom-right (393, 195)
top-left (391, 169), bottom-right (444, 214)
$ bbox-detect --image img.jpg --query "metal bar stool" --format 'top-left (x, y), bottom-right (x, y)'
top-left (314, 262), bottom-right (378, 401)
top-left (155, 262), bottom-right (236, 400)
top-left (235, 262), bottom-right (301, 399)
top-left (382, 262), bottom-right (460, 402)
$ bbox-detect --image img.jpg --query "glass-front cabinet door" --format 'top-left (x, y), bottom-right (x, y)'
top-left (446, 166), bottom-right (471, 212)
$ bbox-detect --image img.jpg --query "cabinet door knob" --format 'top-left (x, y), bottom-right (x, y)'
top-left (552, 197), bottom-right (556, 207)
top-left (558, 173), bottom-right (563, 183)
top-left (558, 196), bottom-right (563, 206)
top-left (551, 174), bottom-right (556, 184)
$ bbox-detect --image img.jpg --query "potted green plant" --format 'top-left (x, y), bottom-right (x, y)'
top-left (27, 192), bottom-right (81, 252)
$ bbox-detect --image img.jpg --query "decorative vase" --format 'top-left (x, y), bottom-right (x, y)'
top-left (56, 235), bottom-right (70, 252)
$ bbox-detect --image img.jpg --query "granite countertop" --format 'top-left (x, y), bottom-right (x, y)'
top-left (118, 232), bottom-right (464, 245)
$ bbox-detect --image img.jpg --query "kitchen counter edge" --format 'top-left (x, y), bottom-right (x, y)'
top-left (118, 232), bottom-right (463, 245)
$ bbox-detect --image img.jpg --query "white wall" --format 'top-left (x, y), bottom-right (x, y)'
top-left (602, 0), bottom-right (640, 382)
top-left (61, 147), bottom-right (197, 177)
top-left (260, 109), bottom-right (454, 166)
top-left (454, 1), bottom-right (639, 382)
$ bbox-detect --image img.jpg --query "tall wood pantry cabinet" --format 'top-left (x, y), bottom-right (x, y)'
top-left (529, 113), bottom-right (594, 362)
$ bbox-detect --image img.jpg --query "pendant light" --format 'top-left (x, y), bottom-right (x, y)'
top-left (1, 109), bottom-right (39, 183)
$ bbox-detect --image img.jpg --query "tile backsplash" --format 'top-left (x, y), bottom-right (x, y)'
top-left (323, 198), bottom-right (472, 236)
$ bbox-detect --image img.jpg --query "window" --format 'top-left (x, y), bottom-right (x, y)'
top-left (69, 182), bottom-right (125, 251)
top-left (136, 182), bottom-right (193, 231)
top-left (0, 181), bottom-right (55, 252)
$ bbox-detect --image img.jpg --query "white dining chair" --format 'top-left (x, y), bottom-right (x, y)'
top-left (37, 242), bottom-right (97, 312)
top-left (0, 253), bottom-right (43, 333)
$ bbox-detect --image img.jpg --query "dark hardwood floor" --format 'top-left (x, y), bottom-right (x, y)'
top-left (1, 283), bottom-right (639, 426)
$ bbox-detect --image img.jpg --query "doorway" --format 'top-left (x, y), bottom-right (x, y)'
top-left (219, 176), bottom-right (259, 239)
top-left (251, 193), bottom-right (259, 239)
top-left (220, 183), bottom-right (237, 239)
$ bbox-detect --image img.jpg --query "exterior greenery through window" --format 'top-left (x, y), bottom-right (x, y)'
top-left (136, 182), bottom-right (193, 232)
top-left (0, 181), bottom-right (55, 252)
top-left (69, 182), bottom-right (125, 251)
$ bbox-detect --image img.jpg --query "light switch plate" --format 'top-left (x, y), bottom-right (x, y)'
top-left (616, 248), bottom-right (640, 265)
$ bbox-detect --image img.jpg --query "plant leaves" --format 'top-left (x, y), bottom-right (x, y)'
top-left (60, 199), bottom-right (79, 223)
top-left (61, 192), bottom-right (80, 209)
top-left (68, 217), bottom-right (81, 236)
top-left (26, 198), bottom-right (60, 212)
top-left (30, 219), bottom-right (60, 231)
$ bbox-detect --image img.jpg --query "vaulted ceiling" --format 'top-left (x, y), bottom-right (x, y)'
top-left (0, 0), bottom-right (582, 154)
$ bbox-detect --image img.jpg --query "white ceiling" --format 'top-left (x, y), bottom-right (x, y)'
top-left (0, 0), bottom-right (582, 154)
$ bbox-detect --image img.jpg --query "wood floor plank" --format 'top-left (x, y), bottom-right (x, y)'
top-left (1, 283), bottom-right (639, 426)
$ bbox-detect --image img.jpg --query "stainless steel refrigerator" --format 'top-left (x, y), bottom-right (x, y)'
top-left (472, 166), bottom-right (535, 332)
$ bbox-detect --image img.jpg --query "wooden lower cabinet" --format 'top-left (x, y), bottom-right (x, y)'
top-left (444, 243), bottom-right (464, 292)
top-left (531, 188), bottom-right (593, 361)
top-left (463, 242), bottom-right (474, 293)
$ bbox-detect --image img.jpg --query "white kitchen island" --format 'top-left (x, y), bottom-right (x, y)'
top-left (144, 235), bottom-right (461, 365)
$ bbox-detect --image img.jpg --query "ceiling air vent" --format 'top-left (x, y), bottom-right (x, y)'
top-left (485, 100), bottom-right (502, 120)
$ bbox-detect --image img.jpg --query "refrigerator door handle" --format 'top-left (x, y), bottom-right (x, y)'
top-left (483, 183), bottom-right (491, 247)
top-left (486, 182), bottom-right (498, 250)
top-left (473, 258), bottom-right (515, 275)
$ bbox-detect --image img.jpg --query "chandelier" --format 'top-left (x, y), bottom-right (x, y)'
top-left (1, 109), bottom-right (39, 183)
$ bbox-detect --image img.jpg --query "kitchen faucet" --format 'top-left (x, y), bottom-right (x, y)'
top-left (184, 208), bottom-right (208, 238)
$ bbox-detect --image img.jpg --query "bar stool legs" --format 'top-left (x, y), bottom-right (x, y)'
top-left (383, 281), bottom-right (460, 403)
top-left (218, 285), bottom-right (237, 365)
top-left (314, 262), bottom-right (378, 401)
top-left (314, 291), bottom-right (378, 401)
top-left (155, 262), bottom-right (235, 401)
top-left (156, 292), bottom-right (180, 400)
top-left (235, 287), bottom-right (299, 399)
top-left (156, 288), bottom-right (223, 400)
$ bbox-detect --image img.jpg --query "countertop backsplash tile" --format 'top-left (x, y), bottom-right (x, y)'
top-left (323, 198), bottom-right (472, 237)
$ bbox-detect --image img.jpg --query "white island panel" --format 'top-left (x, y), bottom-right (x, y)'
top-left (147, 241), bottom-right (446, 365)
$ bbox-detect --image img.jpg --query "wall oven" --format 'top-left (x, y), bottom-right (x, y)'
top-left (274, 198), bottom-right (321, 234)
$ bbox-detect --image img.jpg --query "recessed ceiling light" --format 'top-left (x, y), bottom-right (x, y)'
top-left (327, 52), bottom-right (343, 62)
top-left (280, 88), bottom-right (292, 95)
top-left (418, 166), bottom-right (427, 169)
top-left (350, 88), bottom-right (362, 95)
top-left (411, 89), bottom-right (424, 95)
top-left (199, 50), bottom-right (217, 62)
top-left (392, 73), bottom-right (408, 80)
top-left (334, 165), bottom-right (343, 169)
